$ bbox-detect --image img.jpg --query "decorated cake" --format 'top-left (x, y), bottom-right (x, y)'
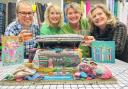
top-left (33, 34), bottom-right (83, 68)
top-left (2, 34), bottom-right (114, 83)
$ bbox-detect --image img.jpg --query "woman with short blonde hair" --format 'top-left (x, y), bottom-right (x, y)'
top-left (61, 2), bottom-right (90, 58)
top-left (65, 2), bottom-right (83, 16)
top-left (44, 5), bottom-right (64, 27)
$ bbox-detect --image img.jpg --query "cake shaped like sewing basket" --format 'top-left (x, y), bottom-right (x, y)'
top-left (33, 34), bottom-right (84, 68)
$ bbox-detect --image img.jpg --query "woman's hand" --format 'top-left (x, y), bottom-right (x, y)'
top-left (82, 36), bottom-right (95, 46)
top-left (18, 30), bottom-right (33, 41)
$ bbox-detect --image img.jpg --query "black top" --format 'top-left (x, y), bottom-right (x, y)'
top-left (91, 25), bottom-right (114, 41)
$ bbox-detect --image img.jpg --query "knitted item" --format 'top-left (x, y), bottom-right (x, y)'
top-left (95, 65), bottom-right (112, 79)
top-left (113, 22), bottom-right (127, 57)
top-left (119, 35), bottom-right (128, 62)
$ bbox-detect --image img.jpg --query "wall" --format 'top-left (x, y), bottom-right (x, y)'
top-left (1, 0), bottom-right (107, 26)
top-left (34, 0), bottom-right (63, 11)
top-left (90, 0), bottom-right (106, 7)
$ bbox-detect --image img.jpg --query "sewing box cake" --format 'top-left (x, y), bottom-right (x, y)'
top-left (2, 34), bottom-right (114, 83)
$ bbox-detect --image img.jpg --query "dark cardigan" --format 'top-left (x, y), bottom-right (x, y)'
top-left (91, 22), bottom-right (127, 60)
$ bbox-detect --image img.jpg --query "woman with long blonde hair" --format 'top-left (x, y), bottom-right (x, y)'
top-left (84, 4), bottom-right (128, 61)
top-left (40, 4), bottom-right (64, 35)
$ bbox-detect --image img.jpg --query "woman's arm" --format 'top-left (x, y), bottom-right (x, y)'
top-left (113, 22), bottom-right (127, 57)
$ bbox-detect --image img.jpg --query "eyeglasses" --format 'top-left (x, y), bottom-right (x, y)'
top-left (18, 11), bottom-right (34, 16)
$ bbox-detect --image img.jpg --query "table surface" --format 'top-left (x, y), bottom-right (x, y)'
top-left (0, 59), bottom-right (128, 89)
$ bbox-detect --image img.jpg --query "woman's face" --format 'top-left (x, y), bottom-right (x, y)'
top-left (48, 7), bottom-right (61, 26)
top-left (66, 8), bottom-right (81, 25)
top-left (91, 8), bottom-right (107, 29)
top-left (17, 4), bottom-right (34, 27)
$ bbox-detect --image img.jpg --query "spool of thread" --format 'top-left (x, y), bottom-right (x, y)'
top-left (15, 76), bottom-right (23, 82)
top-left (80, 72), bottom-right (87, 78)
top-left (74, 72), bottom-right (80, 77)
top-left (48, 58), bottom-right (53, 68)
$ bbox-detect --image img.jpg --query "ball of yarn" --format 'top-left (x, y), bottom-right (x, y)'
top-left (95, 66), bottom-right (104, 75)
top-left (80, 72), bottom-right (87, 78)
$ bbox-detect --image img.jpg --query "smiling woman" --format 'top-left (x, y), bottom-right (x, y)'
top-left (4, 0), bottom-right (40, 59)
top-left (61, 2), bottom-right (90, 58)
top-left (16, 1), bottom-right (34, 27)
top-left (40, 4), bottom-right (64, 35)
top-left (84, 4), bottom-right (128, 61)
top-left (61, 2), bottom-right (89, 34)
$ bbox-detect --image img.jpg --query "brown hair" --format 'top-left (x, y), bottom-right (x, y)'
top-left (88, 4), bottom-right (117, 30)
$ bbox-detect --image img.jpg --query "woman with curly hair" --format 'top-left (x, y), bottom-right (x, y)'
top-left (84, 4), bottom-right (128, 61)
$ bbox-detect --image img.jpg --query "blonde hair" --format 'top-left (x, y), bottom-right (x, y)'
top-left (44, 4), bottom-right (64, 27)
top-left (16, 0), bottom-right (33, 13)
top-left (65, 2), bottom-right (83, 16)
top-left (88, 4), bottom-right (117, 30)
